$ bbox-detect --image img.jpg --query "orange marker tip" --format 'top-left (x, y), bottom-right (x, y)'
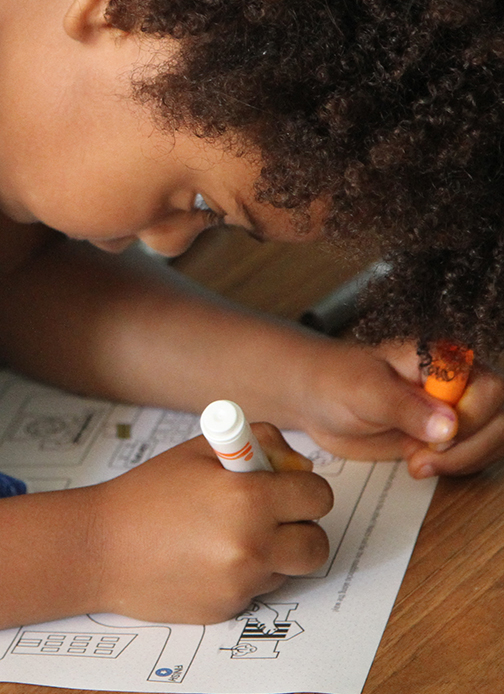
top-left (424, 342), bottom-right (473, 406)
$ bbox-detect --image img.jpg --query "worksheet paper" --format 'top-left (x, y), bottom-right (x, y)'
top-left (0, 369), bottom-right (437, 694)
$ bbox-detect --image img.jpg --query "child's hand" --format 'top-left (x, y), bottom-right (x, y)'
top-left (404, 365), bottom-right (504, 478)
top-left (94, 424), bottom-right (333, 625)
top-left (298, 339), bottom-right (504, 477)
top-left (296, 339), bottom-right (458, 461)
top-left (369, 342), bottom-right (504, 477)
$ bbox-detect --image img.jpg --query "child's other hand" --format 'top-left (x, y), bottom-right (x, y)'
top-left (404, 365), bottom-right (504, 478)
top-left (298, 339), bottom-right (458, 461)
top-left (300, 339), bottom-right (504, 477)
top-left (94, 424), bottom-right (332, 625)
top-left (370, 342), bottom-right (504, 477)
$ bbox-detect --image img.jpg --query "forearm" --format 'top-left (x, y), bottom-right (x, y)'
top-left (0, 237), bottom-right (326, 427)
top-left (0, 486), bottom-right (105, 629)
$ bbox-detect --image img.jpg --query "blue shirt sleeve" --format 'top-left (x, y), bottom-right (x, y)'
top-left (0, 472), bottom-right (27, 498)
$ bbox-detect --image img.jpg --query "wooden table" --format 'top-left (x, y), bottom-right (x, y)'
top-left (2, 228), bottom-right (504, 694)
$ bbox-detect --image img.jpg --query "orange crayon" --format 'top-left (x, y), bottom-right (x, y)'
top-left (424, 341), bottom-right (474, 406)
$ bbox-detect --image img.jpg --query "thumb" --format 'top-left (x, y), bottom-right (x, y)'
top-left (380, 381), bottom-right (459, 445)
top-left (251, 422), bottom-right (313, 472)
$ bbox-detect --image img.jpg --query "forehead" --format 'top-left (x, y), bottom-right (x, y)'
top-left (0, 6), bottom-right (327, 244)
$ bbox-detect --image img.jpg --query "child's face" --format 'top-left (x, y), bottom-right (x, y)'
top-left (0, 0), bottom-right (322, 257)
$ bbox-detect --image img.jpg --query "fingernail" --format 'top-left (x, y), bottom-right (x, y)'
top-left (428, 440), bottom-right (455, 453)
top-left (416, 464), bottom-right (435, 479)
top-left (426, 412), bottom-right (456, 442)
top-left (282, 453), bottom-right (313, 471)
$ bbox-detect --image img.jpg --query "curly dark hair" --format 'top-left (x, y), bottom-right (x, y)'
top-left (105, 0), bottom-right (504, 363)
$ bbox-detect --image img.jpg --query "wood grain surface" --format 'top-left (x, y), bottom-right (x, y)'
top-left (1, 227), bottom-right (503, 694)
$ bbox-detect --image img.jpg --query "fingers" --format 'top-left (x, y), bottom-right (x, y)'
top-left (251, 421), bottom-right (313, 471)
top-left (201, 421), bottom-right (332, 584)
top-left (265, 468), bottom-right (334, 523)
top-left (456, 368), bottom-right (504, 439)
top-left (369, 342), bottom-right (459, 444)
top-left (338, 354), bottom-right (458, 445)
top-left (405, 366), bottom-right (504, 477)
top-left (408, 409), bottom-right (504, 478)
top-left (376, 380), bottom-right (458, 445)
top-left (307, 425), bottom-right (419, 462)
top-left (272, 522), bottom-right (330, 575)
top-left (198, 420), bottom-right (332, 523)
top-left (218, 521), bottom-right (330, 615)
top-left (201, 420), bottom-right (332, 526)
top-left (252, 423), bottom-right (333, 522)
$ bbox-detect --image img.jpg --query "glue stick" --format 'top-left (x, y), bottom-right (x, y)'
top-left (200, 400), bottom-right (273, 472)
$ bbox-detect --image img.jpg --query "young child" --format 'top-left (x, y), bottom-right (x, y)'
top-left (0, 0), bottom-right (503, 629)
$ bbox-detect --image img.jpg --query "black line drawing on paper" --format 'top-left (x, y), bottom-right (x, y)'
top-left (7, 410), bottom-right (98, 451)
top-left (10, 630), bottom-right (135, 658)
top-left (108, 410), bottom-right (201, 472)
top-left (221, 601), bottom-right (303, 659)
top-left (309, 449), bottom-right (345, 475)
top-left (89, 614), bottom-right (205, 683)
top-left (293, 462), bottom-right (375, 580)
top-left (3, 615), bottom-right (205, 685)
top-left (1, 392), bottom-right (108, 465)
top-left (0, 628), bottom-right (21, 661)
top-left (282, 431), bottom-right (345, 477)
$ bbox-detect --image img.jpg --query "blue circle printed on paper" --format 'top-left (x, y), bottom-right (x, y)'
top-left (155, 668), bottom-right (173, 677)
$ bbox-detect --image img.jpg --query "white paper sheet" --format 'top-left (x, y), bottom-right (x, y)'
top-left (0, 369), bottom-right (437, 694)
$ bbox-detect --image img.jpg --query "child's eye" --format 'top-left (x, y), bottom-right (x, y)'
top-left (193, 193), bottom-right (211, 212)
top-left (193, 194), bottom-right (223, 226)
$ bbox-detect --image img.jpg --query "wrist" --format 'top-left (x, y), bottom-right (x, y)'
top-left (283, 335), bottom-right (360, 433)
top-left (246, 323), bottom-right (337, 430)
top-left (0, 484), bottom-right (108, 629)
top-left (46, 484), bottom-right (110, 618)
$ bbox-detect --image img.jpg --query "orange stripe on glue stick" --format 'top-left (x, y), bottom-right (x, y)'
top-left (213, 442), bottom-right (253, 460)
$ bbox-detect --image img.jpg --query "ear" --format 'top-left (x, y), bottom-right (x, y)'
top-left (63, 0), bottom-right (111, 42)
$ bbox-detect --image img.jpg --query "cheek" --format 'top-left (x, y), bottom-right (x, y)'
top-left (31, 174), bottom-right (158, 237)
top-left (32, 199), bottom-right (138, 237)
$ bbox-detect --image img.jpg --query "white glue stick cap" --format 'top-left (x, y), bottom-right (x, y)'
top-left (200, 400), bottom-right (246, 443)
top-left (200, 400), bottom-right (272, 472)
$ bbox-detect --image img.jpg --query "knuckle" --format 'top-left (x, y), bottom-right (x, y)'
top-left (202, 597), bottom-right (251, 625)
top-left (224, 470), bottom-right (263, 504)
top-left (217, 530), bottom-right (270, 586)
top-left (389, 388), bottom-right (437, 436)
top-left (217, 548), bottom-right (269, 608)
top-left (298, 524), bottom-right (330, 573)
top-left (389, 388), bottom-right (418, 422)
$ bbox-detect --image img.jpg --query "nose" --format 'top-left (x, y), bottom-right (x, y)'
top-left (138, 210), bottom-right (218, 258)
